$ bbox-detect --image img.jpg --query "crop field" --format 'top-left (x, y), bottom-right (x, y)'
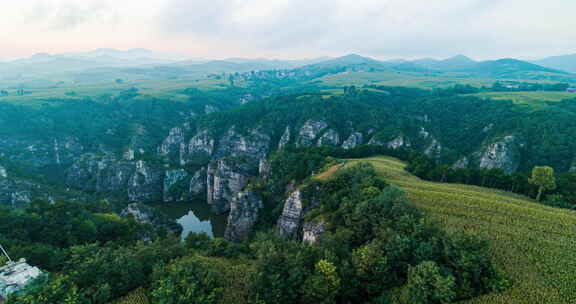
top-left (114, 288), bottom-right (149, 304)
top-left (342, 156), bottom-right (576, 304)
top-left (0, 77), bottom-right (231, 106)
top-left (468, 91), bottom-right (576, 108)
top-left (316, 71), bottom-right (502, 89)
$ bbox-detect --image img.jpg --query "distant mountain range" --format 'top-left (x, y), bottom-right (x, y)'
top-left (1, 48), bottom-right (576, 87)
top-left (297, 54), bottom-right (570, 80)
top-left (532, 54), bottom-right (576, 73)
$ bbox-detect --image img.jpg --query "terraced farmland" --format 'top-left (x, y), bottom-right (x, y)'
top-left (344, 156), bottom-right (576, 304)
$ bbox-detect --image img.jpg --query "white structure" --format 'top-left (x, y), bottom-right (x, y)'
top-left (1, 253), bottom-right (43, 301)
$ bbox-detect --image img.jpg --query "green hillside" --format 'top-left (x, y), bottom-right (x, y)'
top-left (342, 156), bottom-right (576, 304)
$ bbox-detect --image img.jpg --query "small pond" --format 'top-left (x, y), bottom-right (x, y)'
top-left (152, 201), bottom-right (227, 239)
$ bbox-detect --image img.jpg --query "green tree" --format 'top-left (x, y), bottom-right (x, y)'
top-left (150, 258), bottom-right (223, 304)
top-left (528, 166), bottom-right (556, 201)
top-left (405, 261), bottom-right (456, 304)
top-left (302, 259), bottom-right (341, 304)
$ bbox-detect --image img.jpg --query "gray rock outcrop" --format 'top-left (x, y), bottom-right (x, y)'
top-left (303, 220), bottom-right (326, 244)
top-left (189, 167), bottom-right (207, 196)
top-left (65, 154), bottom-right (165, 202)
top-left (207, 158), bottom-right (256, 213)
top-left (297, 120), bottom-right (328, 147)
top-left (477, 136), bottom-right (521, 174)
top-left (278, 127), bottom-right (291, 150)
top-left (342, 132), bottom-right (363, 149)
top-left (317, 129), bottom-right (340, 146)
top-left (127, 160), bottom-right (164, 202)
top-left (163, 169), bottom-right (190, 202)
top-left (224, 190), bottom-right (263, 242)
top-left (277, 189), bottom-right (304, 238)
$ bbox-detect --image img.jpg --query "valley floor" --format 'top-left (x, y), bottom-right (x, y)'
top-left (344, 156), bottom-right (576, 304)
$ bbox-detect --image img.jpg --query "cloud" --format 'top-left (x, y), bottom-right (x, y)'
top-left (24, 0), bottom-right (118, 31)
top-left (160, 0), bottom-right (338, 48)
top-left (157, 0), bottom-right (576, 59)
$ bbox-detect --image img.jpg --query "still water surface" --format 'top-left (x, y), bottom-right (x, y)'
top-left (152, 201), bottom-right (227, 239)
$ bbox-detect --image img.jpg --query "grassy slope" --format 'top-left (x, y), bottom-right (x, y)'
top-left (315, 71), bottom-right (563, 89)
top-left (342, 156), bottom-right (576, 304)
top-left (467, 91), bottom-right (576, 110)
top-left (0, 78), bottom-right (232, 106)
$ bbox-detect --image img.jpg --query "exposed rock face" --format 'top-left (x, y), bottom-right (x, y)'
top-left (239, 94), bottom-right (255, 105)
top-left (453, 157), bottom-right (470, 169)
top-left (419, 127), bottom-right (431, 139)
top-left (0, 165), bottom-right (6, 178)
top-left (317, 129), bottom-right (340, 146)
top-left (368, 137), bottom-right (385, 146)
top-left (189, 167), bottom-right (207, 196)
top-left (65, 154), bottom-right (133, 193)
top-left (259, 158), bottom-right (271, 182)
top-left (120, 203), bottom-right (182, 238)
top-left (224, 190), bottom-right (263, 242)
top-left (303, 220), bottom-right (326, 244)
top-left (0, 136), bottom-right (83, 170)
top-left (477, 136), bottom-right (521, 174)
top-left (66, 155), bottom-right (164, 202)
top-left (424, 139), bottom-right (443, 158)
top-left (186, 130), bottom-right (215, 160)
top-left (204, 105), bottom-right (218, 114)
top-left (342, 132), bottom-right (363, 149)
top-left (278, 127), bottom-right (291, 150)
top-left (163, 169), bottom-right (190, 202)
top-left (483, 123), bottom-right (495, 133)
top-left (121, 203), bottom-right (154, 224)
top-left (159, 127), bottom-right (185, 160)
top-left (123, 148), bottom-right (135, 161)
top-left (207, 158), bottom-right (256, 214)
top-left (277, 190), bottom-right (304, 238)
top-left (297, 120), bottom-right (328, 147)
top-left (368, 135), bottom-right (410, 150)
top-left (0, 177), bottom-right (58, 207)
top-left (0, 179), bottom-right (34, 207)
top-left (387, 136), bottom-right (409, 149)
top-left (214, 127), bottom-right (270, 161)
top-left (128, 161), bottom-right (165, 202)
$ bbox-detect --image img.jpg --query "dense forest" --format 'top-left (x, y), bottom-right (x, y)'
top-left (2, 158), bottom-right (508, 304)
top-left (1, 74), bottom-right (576, 303)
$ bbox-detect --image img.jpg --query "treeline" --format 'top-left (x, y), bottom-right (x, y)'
top-left (270, 145), bottom-right (576, 209)
top-left (491, 81), bottom-right (572, 92)
top-left (406, 153), bottom-right (576, 209)
top-left (367, 81), bottom-right (574, 98)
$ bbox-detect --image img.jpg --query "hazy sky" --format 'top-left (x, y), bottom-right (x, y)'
top-left (2, 0), bottom-right (576, 60)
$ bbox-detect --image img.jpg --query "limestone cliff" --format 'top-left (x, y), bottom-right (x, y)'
top-left (302, 220), bottom-right (326, 244)
top-left (297, 120), bottom-right (328, 147)
top-left (342, 132), bottom-right (363, 149)
top-left (475, 136), bottom-right (521, 174)
top-left (224, 190), bottom-right (263, 242)
top-left (121, 203), bottom-right (182, 239)
top-left (317, 129), bottom-right (340, 146)
top-left (163, 169), bottom-right (190, 202)
top-left (207, 158), bottom-right (256, 213)
top-left (277, 189), bottom-right (304, 238)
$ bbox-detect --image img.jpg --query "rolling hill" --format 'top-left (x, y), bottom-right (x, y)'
top-left (532, 54), bottom-right (576, 73)
top-left (341, 156), bottom-right (576, 304)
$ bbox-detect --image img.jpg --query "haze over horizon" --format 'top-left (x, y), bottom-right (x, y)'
top-left (2, 0), bottom-right (576, 61)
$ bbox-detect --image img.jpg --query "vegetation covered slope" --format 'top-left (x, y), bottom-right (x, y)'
top-left (343, 156), bottom-right (576, 304)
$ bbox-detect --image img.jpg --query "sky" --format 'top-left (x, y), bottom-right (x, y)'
top-left (1, 0), bottom-right (576, 60)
